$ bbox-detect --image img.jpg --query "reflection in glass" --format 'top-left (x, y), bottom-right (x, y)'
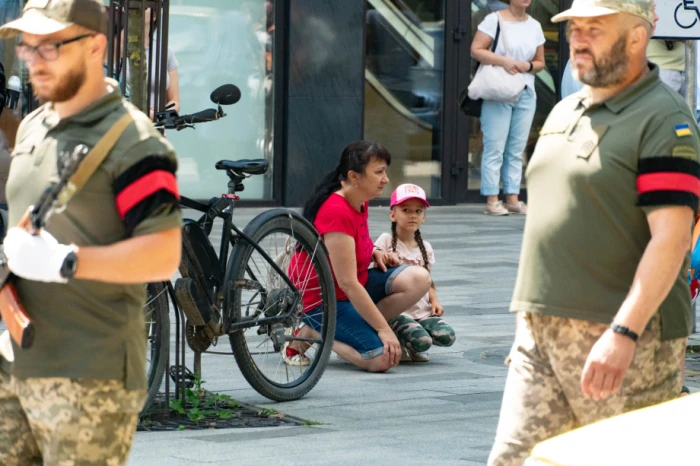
top-left (167, 0), bottom-right (274, 200)
top-left (467, 0), bottom-right (558, 193)
top-left (364, 0), bottom-right (444, 199)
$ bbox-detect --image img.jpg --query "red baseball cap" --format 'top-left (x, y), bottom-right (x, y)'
top-left (390, 183), bottom-right (430, 208)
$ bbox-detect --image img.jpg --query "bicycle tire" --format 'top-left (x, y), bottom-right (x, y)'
top-left (226, 209), bottom-right (336, 401)
top-left (142, 282), bottom-right (170, 414)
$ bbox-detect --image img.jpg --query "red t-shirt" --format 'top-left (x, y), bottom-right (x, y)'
top-left (289, 193), bottom-right (373, 312)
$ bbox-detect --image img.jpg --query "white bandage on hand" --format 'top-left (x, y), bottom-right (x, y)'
top-left (3, 227), bottom-right (75, 283)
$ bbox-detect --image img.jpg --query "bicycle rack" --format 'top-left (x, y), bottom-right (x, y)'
top-left (163, 281), bottom-right (199, 413)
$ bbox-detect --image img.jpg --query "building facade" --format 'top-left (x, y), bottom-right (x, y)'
top-left (0, 0), bottom-right (574, 207)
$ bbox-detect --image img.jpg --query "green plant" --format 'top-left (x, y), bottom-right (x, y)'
top-left (302, 419), bottom-right (324, 426)
top-left (167, 372), bottom-right (244, 426)
top-left (260, 408), bottom-right (279, 416)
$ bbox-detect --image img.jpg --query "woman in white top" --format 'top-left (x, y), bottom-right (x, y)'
top-left (471, 0), bottom-right (545, 216)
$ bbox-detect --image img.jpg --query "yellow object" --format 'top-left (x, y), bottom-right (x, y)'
top-left (524, 393), bottom-right (699, 466)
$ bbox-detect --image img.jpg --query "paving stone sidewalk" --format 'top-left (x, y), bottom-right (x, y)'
top-left (129, 205), bottom-right (700, 466)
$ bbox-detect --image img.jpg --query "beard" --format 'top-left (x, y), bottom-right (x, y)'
top-left (574, 33), bottom-right (628, 88)
top-left (31, 64), bottom-right (86, 103)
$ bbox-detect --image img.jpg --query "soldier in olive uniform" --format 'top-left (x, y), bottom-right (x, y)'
top-left (0, 1), bottom-right (182, 465)
top-left (488, 0), bottom-right (700, 465)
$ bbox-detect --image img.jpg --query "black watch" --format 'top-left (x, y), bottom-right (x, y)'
top-left (60, 251), bottom-right (79, 279)
top-left (610, 323), bottom-right (639, 343)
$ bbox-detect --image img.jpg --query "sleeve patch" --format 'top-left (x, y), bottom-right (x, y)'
top-left (671, 144), bottom-right (698, 159)
top-left (674, 124), bottom-right (692, 137)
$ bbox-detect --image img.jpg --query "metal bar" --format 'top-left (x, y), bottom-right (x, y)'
top-left (686, 41), bottom-right (696, 118)
top-left (160, 0), bottom-right (170, 112)
top-left (179, 298), bottom-right (186, 405)
top-left (690, 39), bottom-right (698, 334)
top-left (152, 0), bottom-right (161, 114)
top-left (170, 280), bottom-right (180, 403)
top-left (273, 0), bottom-right (287, 204)
top-left (146, 2), bottom-right (154, 118)
top-left (107, 3), bottom-right (115, 78)
top-left (139, 0), bottom-right (146, 112)
top-left (121, 3), bottom-right (129, 96)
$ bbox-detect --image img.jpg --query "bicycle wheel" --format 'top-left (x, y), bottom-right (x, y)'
top-left (226, 209), bottom-right (336, 401)
top-left (142, 282), bottom-right (170, 414)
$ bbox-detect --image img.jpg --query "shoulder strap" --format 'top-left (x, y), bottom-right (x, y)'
top-left (474, 16), bottom-right (501, 74)
top-left (492, 18), bottom-right (501, 52)
top-left (57, 112), bottom-right (134, 206)
top-left (496, 13), bottom-right (510, 57)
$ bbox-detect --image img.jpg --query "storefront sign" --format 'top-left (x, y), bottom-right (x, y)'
top-left (654, 0), bottom-right (700, 38)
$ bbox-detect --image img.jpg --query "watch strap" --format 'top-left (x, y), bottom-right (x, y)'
top-left (610, 323), bottom-right (639, 343)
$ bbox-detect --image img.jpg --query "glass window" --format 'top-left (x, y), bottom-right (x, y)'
top-left (167, 0), bottom-right (275, 200)
top-left (364, 0), bottom-right (445, 199)
top-left (467, 0), bottom-right (559, 194)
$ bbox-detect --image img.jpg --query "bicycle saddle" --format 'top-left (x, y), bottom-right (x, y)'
top-left (215, 159), bottom-right (268, 176)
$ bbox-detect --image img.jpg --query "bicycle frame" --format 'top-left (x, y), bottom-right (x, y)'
top-left (176, 179), bottom-right (302, 335)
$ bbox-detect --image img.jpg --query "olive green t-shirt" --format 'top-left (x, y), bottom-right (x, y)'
top-left (5, 79), bottom-right (182, 389)
top-left (511, 64), bottom-right (700, 341)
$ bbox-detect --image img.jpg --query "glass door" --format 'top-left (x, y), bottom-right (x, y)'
top-left (463, 0), bottom-right (560, 201)
top-left (364, 0), bottom-right (446, 201)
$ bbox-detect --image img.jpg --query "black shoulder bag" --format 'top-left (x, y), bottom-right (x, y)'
top-left (458, 22), bottom-right (501, 118)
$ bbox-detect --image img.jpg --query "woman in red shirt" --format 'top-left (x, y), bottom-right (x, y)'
top-left (288, 141), bottom-right (431, 372)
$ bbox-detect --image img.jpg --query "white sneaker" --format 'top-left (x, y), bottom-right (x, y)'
top-left (484, 201), bottom-right (509, 216)
top-left (408, 349), bottom-right (430, 363)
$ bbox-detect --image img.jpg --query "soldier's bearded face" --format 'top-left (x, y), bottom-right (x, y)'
top-left (575, 33), bottom-right (629, 88)
top-left (22, 30), bottom-right (89, 103)
top-left (568, 16), bottom-right (630, 88)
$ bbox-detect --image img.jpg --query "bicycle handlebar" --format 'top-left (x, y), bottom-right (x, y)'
top-left (154, 107), bottom-right (225, 131)
top-left (182, 108), bottom-right (219, 124)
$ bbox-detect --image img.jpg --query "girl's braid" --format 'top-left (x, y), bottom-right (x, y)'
top-left (414, 229), bottom-right (430, 272)
top-left (415, 229), bottom-right (435, 289)
top-left (391, 221), bottom-right (398, 252)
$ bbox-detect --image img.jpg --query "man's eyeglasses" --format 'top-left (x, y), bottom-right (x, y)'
top-left (15, 33), bottom-right (95, 62)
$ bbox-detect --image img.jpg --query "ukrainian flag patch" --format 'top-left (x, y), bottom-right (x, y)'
top-left (675, 123), bottom-right (692, 137)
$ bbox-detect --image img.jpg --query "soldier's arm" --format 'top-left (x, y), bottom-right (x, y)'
top-left (72, 226), bottom-right (181, 283)
top-left (612, 206), bottom-right (694, 335)
top-left (72, 137), bottom-right (183, 284)
top-left (614, 111), bottom-right (700, 335)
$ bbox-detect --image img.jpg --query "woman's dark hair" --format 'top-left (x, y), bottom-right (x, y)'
top-left (302, 140), bottom-right (391, 225)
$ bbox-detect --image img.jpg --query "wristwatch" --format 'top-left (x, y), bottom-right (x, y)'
top-left (528, 61), bottom-right (534, 72)
top-left (60, 250), bottom-right (79, 279)
top-left (610, 323), bottom-right (639, 343)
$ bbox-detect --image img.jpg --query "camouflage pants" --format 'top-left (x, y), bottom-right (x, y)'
top-left (0, 374), bottom-right (146, 466)
top-left (488, 312), bottom-right (685, 466)
top-left (390, 315), bottom-right (456, 352)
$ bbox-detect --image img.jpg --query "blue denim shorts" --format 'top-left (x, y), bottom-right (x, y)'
top-left (304, 265), bottom-right (409, 360)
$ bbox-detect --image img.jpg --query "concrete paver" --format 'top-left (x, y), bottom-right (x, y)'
top-left (129, 205), bottom-right (699, 465)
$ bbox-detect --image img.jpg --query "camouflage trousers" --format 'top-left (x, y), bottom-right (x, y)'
top-left (0, 373), bottom-right (146, 466)
top-left (390, 315), bottom-right (456, 352)
top-left (488, 312), bottom-right (685, 466)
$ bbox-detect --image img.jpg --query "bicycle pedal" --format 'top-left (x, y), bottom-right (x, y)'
top-left (169, 365), bottom-right (196, 389)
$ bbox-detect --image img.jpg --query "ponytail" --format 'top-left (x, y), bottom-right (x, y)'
top-left (302, 169), bottom-right (342, 225)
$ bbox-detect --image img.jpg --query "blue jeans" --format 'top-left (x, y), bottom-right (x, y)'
top-left (304, 265), bottom-right (409, 360)
top-left (480, 88), bottom-right (537, 196)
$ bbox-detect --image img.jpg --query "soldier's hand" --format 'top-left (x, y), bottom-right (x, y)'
top-left (4, 227), bottom-right (75, 284)
top-left (580, 329), bottom-right (636, 401)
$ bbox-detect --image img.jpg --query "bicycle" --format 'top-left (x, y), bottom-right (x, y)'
top-left (142, 84), bottom-right (337, 413)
